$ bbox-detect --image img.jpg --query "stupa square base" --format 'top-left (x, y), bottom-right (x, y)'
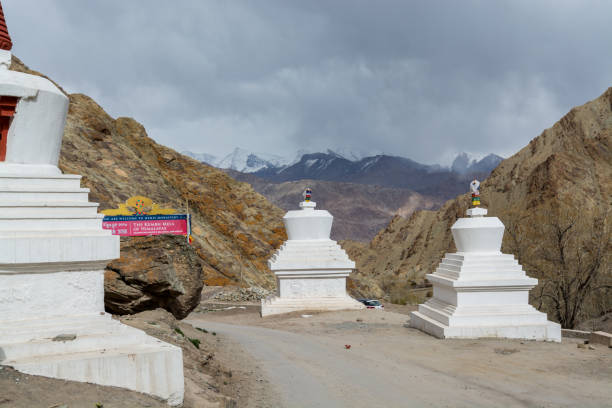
top-left (261, 296), bottom-right (365, 317)
top-left (0, 313), bottom-right (184, 406)
top-left (410, 311), bottom-right (561, 342)
top-left (0, 268), bottom-right (185, 405)
top-left (277, 274), bottom-right (351, 298)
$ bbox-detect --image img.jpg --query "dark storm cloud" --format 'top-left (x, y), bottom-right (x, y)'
top-left (4, 0), bottom-right (612, 164)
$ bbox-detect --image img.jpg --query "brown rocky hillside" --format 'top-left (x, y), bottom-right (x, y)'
top-left (347, 88), bottom-right (612, 326)
top-left (10, 57), bottom-right (286, 292)
top-left (227, 171), bottom-right (443, 242)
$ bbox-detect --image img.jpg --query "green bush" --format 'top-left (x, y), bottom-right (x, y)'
top-left (188, 338), bottom-right (200, 349)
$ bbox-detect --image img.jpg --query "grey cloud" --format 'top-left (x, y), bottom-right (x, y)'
top-left (3, 0), bottom-right (611, 164)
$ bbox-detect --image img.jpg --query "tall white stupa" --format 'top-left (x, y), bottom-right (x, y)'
top-left (261, 188), bottom-right (364, 316)
top-left (410, 180), bottom-right (561, 341)
top-left (0, 5), bottom-right (184, 405)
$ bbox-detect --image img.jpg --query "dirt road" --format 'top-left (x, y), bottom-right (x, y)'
top-left (188, 309), bottom-right (612, 408)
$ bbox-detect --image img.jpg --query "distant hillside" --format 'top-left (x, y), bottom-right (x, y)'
top-left (229, 171), bottom-right (443, 242)
top-left (11, 56), bottom-right (286, 290)
top-left (346, 88), bottom-right (612, 327)
top-left (227, 151), bottom-right (500, 242)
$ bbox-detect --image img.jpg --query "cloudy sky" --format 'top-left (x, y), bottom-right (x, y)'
top-left (4, 0), bottom-right (612, 164)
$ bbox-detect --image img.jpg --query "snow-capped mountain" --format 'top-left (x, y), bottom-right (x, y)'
top-left (248, 151), bottom-right (503, 200)
top-left (328, 147), bottom-right (383, 162)
top-left (215, 148), bottom-right (289, 173)
top-left (451, 152), bottom-right (504, 175)
top-left (184, 148), bottom-right (503, 197)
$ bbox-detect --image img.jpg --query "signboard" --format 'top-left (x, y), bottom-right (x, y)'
top-left (100, 196), bottom-right (191, 240)
top-left (102, 214), bottom-right (191, 237)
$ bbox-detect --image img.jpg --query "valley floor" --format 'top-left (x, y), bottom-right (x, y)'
top-left (187, 306), bottom-right (612, 408)
top-left (2, 304), bottom-right (609, 407)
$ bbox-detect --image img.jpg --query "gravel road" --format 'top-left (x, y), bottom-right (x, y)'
top-left (188, 309), bottom-right (612, 408)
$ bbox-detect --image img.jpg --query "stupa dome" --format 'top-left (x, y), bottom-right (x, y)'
top-left (283, 200), bottom-right (333, 240)
top-left (451, 208), bottom-right (505, 253)
top-left (0, 3), bottom-right (68, 176)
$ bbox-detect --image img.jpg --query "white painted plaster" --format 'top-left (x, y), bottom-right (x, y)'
top-left (0, 50), bottom-right (11, 70)
top-left (451, 216), bottom-right (505, 253)
top-left (0, 270), bottom-right (104, 320)
top-left (262, 200), bottom-right (364, 316)
top-left (0, 68), bottom-right (68, 176)
top-left (278, 277), bottom-right (347, 298)
top-left (283, 201), bottom-right (333, 240)
top-left (410, 207), bottom-right (561, 342)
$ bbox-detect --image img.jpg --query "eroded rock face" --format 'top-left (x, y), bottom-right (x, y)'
top-left (105, 235), bottom-right (204, 319)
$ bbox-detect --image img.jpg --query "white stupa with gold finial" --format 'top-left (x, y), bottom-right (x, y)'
top-left (261, 188), bottom-right (364, 316)
top-left (0, 4), bottom-right (184, 404)
top-left (409, 180), bottom-right (561, 341)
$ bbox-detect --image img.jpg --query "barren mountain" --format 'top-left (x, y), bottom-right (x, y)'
top-left (347, 88), bottom-right (612, 326)
top-left (10, 57), bottom-right (286, 293)
top-left (229, 171), bottom-right (443, 241)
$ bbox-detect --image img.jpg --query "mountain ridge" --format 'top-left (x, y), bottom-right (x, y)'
top-left (184, 149), bottom-right (502, 207)
top-left (184, 148), bottom-right (503, 182)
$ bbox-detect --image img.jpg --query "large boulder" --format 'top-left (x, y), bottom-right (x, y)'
top-left (105, 235), bottom-right (204, 319)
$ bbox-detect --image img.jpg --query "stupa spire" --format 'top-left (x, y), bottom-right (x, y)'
top-left (0, 2), bottom-right (12, 51)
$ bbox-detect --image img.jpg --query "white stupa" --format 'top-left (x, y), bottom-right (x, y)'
top-left (0, 7), bottom-right (184, 405)
top-left (410, 180), bottom-right (561, 341)
top-left (261, 188), bottom-right (364, 316)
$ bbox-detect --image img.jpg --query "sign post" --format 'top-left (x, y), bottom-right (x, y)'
top-left (101, 196), bottom-right (192, 241)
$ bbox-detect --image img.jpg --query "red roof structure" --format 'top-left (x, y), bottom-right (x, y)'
top-left (0, 1), bottom-right (12, 51)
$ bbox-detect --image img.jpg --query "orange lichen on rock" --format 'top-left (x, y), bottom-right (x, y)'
top-left (203, 276), bottom-right (234, 287)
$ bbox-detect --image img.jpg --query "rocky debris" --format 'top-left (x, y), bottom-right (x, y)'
top-left (211, 286), bottom-right (272, 302)
top-left (10, 56), bottom-right (286, 292)
top-left (104, 235), bottom-right (204, 319)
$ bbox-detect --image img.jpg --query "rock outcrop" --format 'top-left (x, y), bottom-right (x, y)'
top-left (105, 236), bottom-right (204, 319)
top-left (10, 57), bottom-right (287, 318)
top-left (349, 88), bottom-right (612, 325)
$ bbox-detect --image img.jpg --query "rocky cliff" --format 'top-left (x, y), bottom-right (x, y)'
top-left (10, 57), bottom-right (287, 317)
top-left (348, 88), bottom-right (612, 325)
